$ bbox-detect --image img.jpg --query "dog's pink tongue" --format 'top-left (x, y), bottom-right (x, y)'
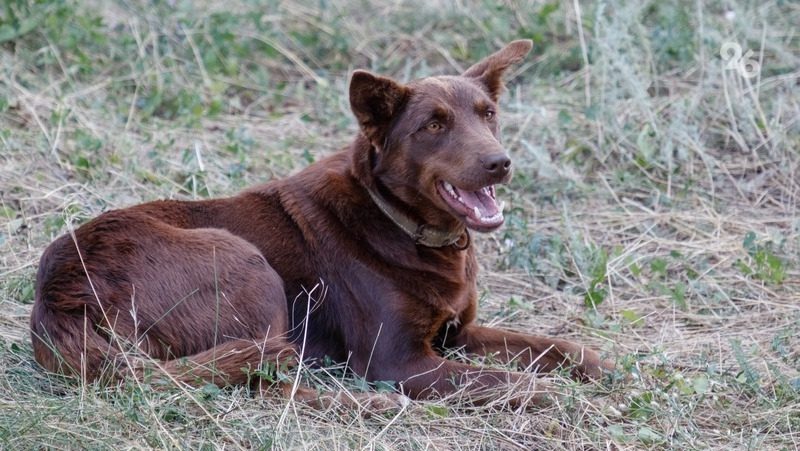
top-left (458, 189), bottom-right (499, 218)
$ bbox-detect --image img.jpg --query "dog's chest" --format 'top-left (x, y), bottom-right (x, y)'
top-left (434, 282), bottom-right (472, 330)
top-left (415, 252), bottom-right (476, 338)
top-left (446, 316), bottom-right (461, 329)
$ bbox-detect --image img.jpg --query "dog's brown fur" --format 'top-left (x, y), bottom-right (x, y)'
top-left (31, 40), bottom-right (613, 408)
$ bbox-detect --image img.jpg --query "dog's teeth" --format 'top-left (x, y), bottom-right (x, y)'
top-left (443, 182), bottom-right (456, 197)
top-left (497, 200), bottom-right (505, 211)
top-left (474, 210), bottom-right (504, 224)
top-left (473, 206), bottom-right (481, 218)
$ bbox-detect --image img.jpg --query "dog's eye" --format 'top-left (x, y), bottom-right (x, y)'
top-left (484, 110), bottom-right (496, 121)
top-left (425, 121), bottom-right (443, 132)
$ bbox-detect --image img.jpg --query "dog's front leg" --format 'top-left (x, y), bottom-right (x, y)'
top-left (446, 324), bottom-right (614, 381)
top-left (373, 354), bottom-right (552, 409)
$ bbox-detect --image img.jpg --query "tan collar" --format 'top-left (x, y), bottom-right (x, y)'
top-left (366, 187), bottom-right (470, 249)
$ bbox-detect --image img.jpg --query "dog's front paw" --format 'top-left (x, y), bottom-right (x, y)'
top-left (572, 348), bottom-right (618, 382)
top-left (326, 391), bottom-right (411, 417)
top-left (307, 389), bottom-right (409, 414)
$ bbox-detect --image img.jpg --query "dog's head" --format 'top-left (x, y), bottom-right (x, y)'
top-left (350, 40), bottom-right (532, 235)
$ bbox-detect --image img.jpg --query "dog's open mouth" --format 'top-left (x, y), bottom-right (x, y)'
top-left (438, 181), bottom-right (506, 231)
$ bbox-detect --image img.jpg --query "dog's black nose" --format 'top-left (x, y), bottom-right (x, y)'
top-left (481, 154), bottom-right (512, 176)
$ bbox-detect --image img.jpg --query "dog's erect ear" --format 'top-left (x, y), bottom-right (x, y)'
top-left (462, 39), bottom-right (533, 102)
top-left (349, 70), bottom-right (409, 147)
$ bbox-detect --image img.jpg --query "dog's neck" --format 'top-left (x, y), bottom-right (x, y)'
top-left (365, 186), bottom-right (469, 248)
top-left (350, 136), bottom-right (469, 249)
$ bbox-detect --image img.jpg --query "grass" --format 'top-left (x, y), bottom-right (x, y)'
top-left (1, 0), bottom-right (799, 448)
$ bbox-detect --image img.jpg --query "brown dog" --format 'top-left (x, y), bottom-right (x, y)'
top-left (31, 40), bottom-right (613, 408)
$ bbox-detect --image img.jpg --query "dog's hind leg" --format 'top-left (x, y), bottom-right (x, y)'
top-left (30, 212), bottom-right (295, 384)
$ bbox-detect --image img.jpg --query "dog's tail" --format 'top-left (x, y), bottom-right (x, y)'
top-left (30, 298), bottom-right (296, 387)
top-left (29, 303), bottom-right (406, 412)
